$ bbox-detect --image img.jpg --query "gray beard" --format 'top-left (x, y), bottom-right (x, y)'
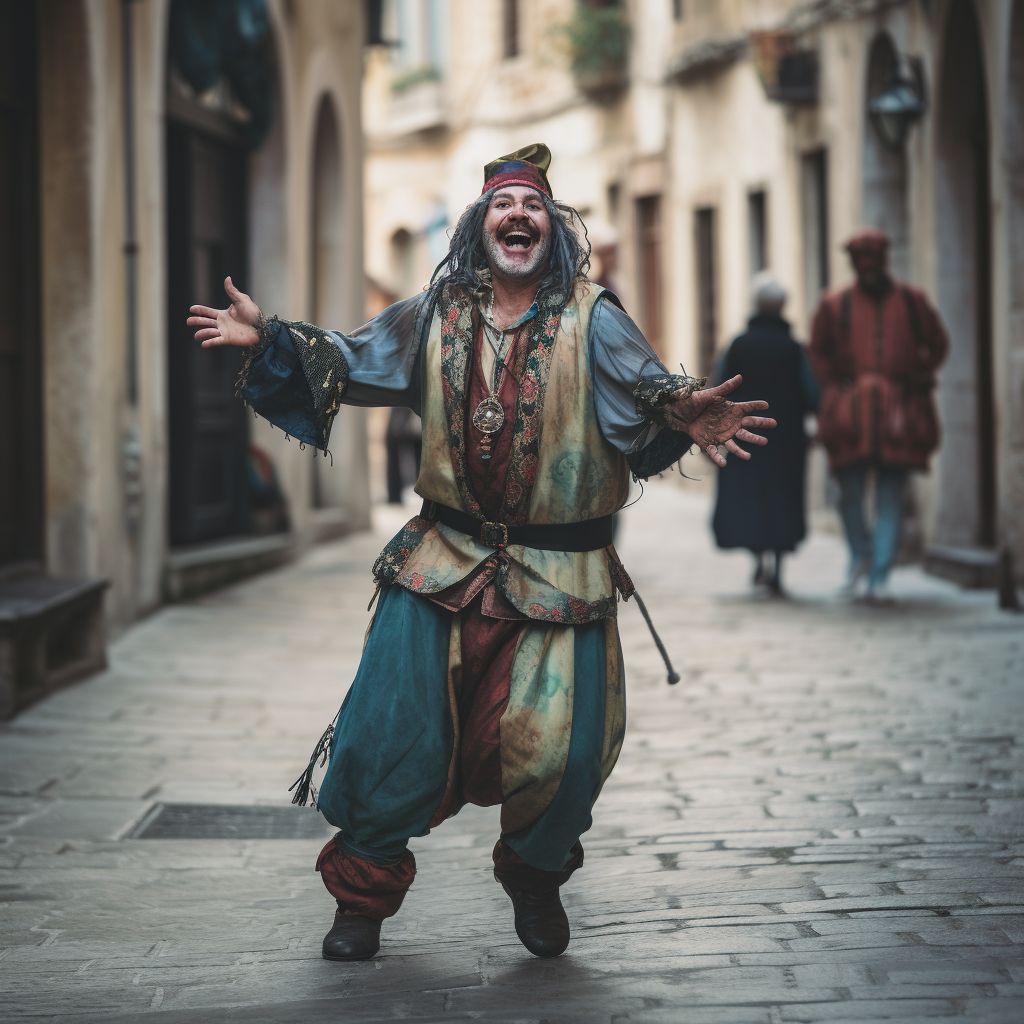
top-left (482, 229), bottom-right (551, 280)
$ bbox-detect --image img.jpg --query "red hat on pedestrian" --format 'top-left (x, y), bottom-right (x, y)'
top-left (844, 228), bottom-right (890, 254)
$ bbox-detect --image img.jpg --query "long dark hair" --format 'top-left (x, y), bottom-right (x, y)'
top-left (427, 190), bottom-right (591, 310)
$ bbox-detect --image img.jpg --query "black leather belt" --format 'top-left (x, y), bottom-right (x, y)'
top-left (420, 500), bottom-right (613, 552)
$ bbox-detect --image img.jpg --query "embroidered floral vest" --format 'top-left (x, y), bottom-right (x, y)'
top-left (373, 279), bottom-right (632, 623)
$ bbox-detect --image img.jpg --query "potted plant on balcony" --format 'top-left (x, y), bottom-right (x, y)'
top-left (565, 0), bottom-right (629, 104)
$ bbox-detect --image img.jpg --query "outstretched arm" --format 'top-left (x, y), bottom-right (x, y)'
top-left (186, 276), bottom-right (347, 452)
top-left (590, 296), bottom-right (774, 476)
top-left (184, 276), bottom-right (427, 451)
top-left (661, 375), bottom-right (776, 467)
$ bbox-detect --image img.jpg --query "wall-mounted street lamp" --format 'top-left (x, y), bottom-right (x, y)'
top-left (868, 58), bottom-right (925, 151)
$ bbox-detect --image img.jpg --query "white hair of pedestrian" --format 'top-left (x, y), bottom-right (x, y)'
top-left (751, 271), bottom-right (787, 316)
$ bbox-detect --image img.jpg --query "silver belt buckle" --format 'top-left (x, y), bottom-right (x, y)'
top-left (480, 521), bottom-right (508, 548)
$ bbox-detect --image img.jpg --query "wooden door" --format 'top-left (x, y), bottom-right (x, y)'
top-left (166, 122), bottom-right (249, 546)
top-left (636, 195), bottom-right (663, 357)
top-left (0, 1), bottom-right (42, 566)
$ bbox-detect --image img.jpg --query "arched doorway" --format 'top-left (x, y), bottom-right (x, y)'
top-left (310, 95), bottom-right (344, 328)
top-left (309, 95), bottom-right (345, 510)
top-left (863, 33), bottom-right (910, 280)
top-left (165, 1), bottom-right (277, 547)
top-left (934, 0), bottom-right (995, 548)
top-left (249, 36), bottom-right (287, 317)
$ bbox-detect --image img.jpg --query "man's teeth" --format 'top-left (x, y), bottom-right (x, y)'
top-left (503, 233), bottom-right (532, 249)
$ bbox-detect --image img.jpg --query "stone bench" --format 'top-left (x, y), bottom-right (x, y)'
top-left (0, 567), bottom-right (109, 720)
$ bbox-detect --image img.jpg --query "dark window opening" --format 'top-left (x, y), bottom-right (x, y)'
top-left (636, 195), bottom-right (663, 357)
top-left (607, 181), bottom-right (621, 222)
top-left (694, 207), bottom-right (717, 377)
top-left (800, 148), bottom-right (829, 318)
top-left (365, 0), bottom-right (386, 45)
top-left (747, 189), bottom-right (767, 278)
top-left (503, 0), bottom-right (519, 59)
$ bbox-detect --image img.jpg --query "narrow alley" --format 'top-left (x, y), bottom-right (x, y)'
top-left (2, 480), bottom-right (1022, 1023)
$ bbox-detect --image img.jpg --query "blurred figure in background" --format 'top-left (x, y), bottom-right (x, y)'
top-left (385, 407), bottom-right (422, 504)
top-left (245, 445), bottom-right (290, 535)
top-left (810, 229), bottom-right (948, 601)
top-left (713, 273), bottom-right (819, 594)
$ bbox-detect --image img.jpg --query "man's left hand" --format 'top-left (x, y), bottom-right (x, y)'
top-left (663, 374), bottom-right (775, 467)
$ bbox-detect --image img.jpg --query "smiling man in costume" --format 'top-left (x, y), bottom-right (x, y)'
top-left (187, 145), bottom-right (775, 961)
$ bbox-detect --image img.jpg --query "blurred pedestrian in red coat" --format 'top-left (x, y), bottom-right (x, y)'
top-left (809, 229), bottom-right (948, 600)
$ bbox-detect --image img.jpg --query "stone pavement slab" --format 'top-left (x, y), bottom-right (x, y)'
top-left (1, 480), bottom-right (1022, 1023)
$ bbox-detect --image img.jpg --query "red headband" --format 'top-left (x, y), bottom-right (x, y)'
top-left (481, 165), bottom-right (551, 198)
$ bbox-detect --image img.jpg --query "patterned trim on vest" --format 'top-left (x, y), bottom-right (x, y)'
top-left (372, 516), bottom-right (435, 586)
top-left (528, 593), bottom-right (618, 624)
top-left (437, 284), bottom-right (566, 526)
top-left (495, 561), bottom-right (620, 624)
top-left (502, 293), bottom-right (564, 525)
top-left (438, 293), bottom-right (482, 517)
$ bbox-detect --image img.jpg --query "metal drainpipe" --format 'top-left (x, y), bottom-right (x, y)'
top-left (121, 0), bottom-right (142, 537)
top-left (121, 0), bottom-right (139, 406)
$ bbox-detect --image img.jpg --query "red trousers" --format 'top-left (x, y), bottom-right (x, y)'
top-left (317, 835), bottom-right (584, 922)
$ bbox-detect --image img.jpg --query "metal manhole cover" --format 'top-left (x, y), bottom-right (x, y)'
top-left (126, 803), bottom-right (334, 840)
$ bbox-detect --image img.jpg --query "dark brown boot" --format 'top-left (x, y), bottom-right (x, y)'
top-left (322, 909), bottom-right (381, 961)
top-left (493, 840), bottom-right (583, 958)
top-left (500, 881), bottom-right (570, 958)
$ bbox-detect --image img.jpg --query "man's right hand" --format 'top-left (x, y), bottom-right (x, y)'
top-left (187, 276), bottom-right (261, 348)
top-left (663, 374), bottom-right (775, 467)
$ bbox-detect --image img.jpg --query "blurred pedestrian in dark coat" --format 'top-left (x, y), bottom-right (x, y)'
top-left (809, 229), bottom-right (948, 600)
top-left (713, 274), bottom-right (819, 593)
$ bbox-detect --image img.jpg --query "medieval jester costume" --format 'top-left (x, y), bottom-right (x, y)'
top-left (188, 145), bottom-right (775, 960)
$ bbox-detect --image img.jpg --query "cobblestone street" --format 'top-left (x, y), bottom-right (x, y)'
top-left (1, 480), bottom-right (1022, 1023)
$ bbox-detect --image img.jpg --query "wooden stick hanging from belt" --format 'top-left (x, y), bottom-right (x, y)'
top-left (631, 589), bottom-right (681, 685)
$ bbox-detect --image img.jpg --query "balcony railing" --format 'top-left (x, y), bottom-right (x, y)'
top-left (566, 1), bottom-right (629, 104)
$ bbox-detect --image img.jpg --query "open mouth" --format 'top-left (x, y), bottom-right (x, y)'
top-left (500, 230), bottom-right (535, 251)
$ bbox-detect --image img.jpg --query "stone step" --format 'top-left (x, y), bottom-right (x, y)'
top-left (924, 544), bottom-right (998, 589)
top-left (0, 568), bottom-right (108, 719)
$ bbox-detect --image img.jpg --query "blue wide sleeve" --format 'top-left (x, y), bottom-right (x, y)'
top-left (332, 294), bottom-right (429, 410)
top-left (589, 296), bottom-right (695, 479)
top-left (237, 320), bottom-right (322, 447)
top-left (238, 293), bottom-right (431, 452)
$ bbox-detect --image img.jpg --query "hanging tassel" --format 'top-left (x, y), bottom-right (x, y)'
top-left (289, 721), bottom-right (335, 808)
top-left (632, 589), bottom-right (680, 685)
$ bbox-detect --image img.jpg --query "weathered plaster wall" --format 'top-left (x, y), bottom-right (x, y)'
top-left (37, 0), bottom-right (369, 634)
top-left (39, 0), bottom-right (95, 583)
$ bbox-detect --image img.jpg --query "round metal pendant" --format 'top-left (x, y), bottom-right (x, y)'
top-left (472, 396), bottom-right (505, 435)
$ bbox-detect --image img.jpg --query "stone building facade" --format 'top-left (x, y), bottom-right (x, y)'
top-left (666, 0), bottom-right (1023, 587)
top-left (362, 0), bottom-right (1023, 585)
top-left (0, 0), bottom-right (370, 714)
